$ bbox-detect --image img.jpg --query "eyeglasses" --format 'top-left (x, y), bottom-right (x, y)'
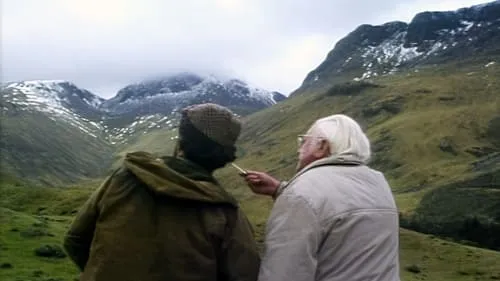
top-left (297, 134), bottom-right (327, 147)
top-left (297, 134), bottom-right (318, 147)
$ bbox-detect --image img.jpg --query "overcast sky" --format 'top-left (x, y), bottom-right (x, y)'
top-left (1, 0), bottom-right (490, 98)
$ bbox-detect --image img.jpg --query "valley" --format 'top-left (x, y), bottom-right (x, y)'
top-left (1, 1), bottom-right (500, 280)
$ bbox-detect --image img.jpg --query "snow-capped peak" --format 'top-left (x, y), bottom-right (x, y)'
top-left (301, 0), bottom-right (500, 87)
top-left (4, 80), bottom-right (72, 115)
top-left (1, 80), bottom-right (107, 138)
top-left (2, 75), bottom-right (284, 144)
top-left (4, 80), bottom-right (104, 109)
top-left (201, 74), bottom-right (281, 105)
top-left (101, 72), bottom-right (285, 117)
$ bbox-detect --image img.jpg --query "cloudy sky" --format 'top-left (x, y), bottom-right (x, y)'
top-left (1, 0), bottom-right (490, 98)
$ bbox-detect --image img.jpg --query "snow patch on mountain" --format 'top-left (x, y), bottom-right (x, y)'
top-left (2, 75), bottom-right (283, 145)
top-left (220, 77), bottom-right (279, 105)
top-left (102, 73), bottom-right (285, 117)
top-left (301, 0), bottom-right (500, 89)
top-left (361, 34), bottom-right (422, 66)
top-left (2, 80), bottom-right (105, 138)
top-left (485, 61), bottom-right (496, 67)
top-left (351, 16), bottom-right (496, 81)
top-left (6, 81), bottom-right (79, 119)
top-left (83, 94), bottom-right (103, 108)
top-left (106, 114), bottom-right (177, 144)
top-left (461, 20), bottom-right (475, 32)
top-left (3, 80), bottom-right (104, 111)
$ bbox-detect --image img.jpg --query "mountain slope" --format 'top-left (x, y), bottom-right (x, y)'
top-left (0, 81), bottom-right (113, 185)
top-left (0, 74), bottom-right (284, 184)
top-left (2, 80), bottom-right (105, 131)
top-left (228, 60), bottom-right (500, 250)
top-left (294, 0), bottom-right (500, 96)
top-left (0, 110), bottom-right (114, 186)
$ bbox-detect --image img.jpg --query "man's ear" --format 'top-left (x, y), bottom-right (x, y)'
top-left (313, 139), bottom-right (331, 158)
top-left (173, 141), bottom-right (183, 157)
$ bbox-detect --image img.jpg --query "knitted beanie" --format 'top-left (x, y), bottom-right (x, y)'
top-left (180, 103), bottom-right (241, 147)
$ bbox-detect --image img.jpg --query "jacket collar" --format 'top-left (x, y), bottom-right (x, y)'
top-left (288, 154), bottom-right (364, 184)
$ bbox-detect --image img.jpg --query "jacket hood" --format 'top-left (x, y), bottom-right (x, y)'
top-left (123, 151), bottom-right (238, 206)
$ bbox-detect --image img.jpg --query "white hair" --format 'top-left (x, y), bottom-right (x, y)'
top-left (311, 114), bottom-right (371, 164)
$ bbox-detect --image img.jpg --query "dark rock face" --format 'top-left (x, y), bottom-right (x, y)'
top-left (297, 0), bottom-right (500, 94)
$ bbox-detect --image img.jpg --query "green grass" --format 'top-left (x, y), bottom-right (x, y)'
top-left (0, 180), bottom-right (98, 216)
top-left (0, 208), bottom-right (79, 281)
top-left (1, 185), bottom-right (500, 281)
top-left (0, 180), bottom-right (99, 281)
top-left (241, 63), bottom-right (499, 185)
top-left (399, 229), bottom-right (500, 281)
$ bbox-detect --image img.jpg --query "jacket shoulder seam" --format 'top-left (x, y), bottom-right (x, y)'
top-left (331, 208), bottom-right (398, 219)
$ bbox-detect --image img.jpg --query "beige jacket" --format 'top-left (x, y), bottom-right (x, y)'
top-left (259, 155), bottom-right (400, 281)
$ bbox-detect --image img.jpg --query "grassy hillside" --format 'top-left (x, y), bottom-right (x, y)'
top-left (215, 59), bottom-right (500, 249)
top-left (0, 179), bottom-right (98, 216)
top-left (1, 182), bottom-right (500, 281)
top-left (110, 129), bottom-right (178, 170)
top-left (0, 110), bottom-right (114, 186)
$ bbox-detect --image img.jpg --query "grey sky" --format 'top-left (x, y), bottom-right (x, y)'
top-left (1, 0), bottom-right (490, 98)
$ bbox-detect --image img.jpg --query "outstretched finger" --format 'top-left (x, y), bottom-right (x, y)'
top-left (244, 170), bottom-right (264, 176)
top-left (248, 178), bottom-right (262, 184)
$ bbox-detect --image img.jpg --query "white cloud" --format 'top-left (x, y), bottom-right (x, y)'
top-left (237, 34), bottom-right (334, 94)
top-left (0, 0), bottom-right (492, 98)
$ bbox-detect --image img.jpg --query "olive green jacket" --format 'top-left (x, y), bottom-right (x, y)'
top-left (63, 151), bottom-right (260, 281)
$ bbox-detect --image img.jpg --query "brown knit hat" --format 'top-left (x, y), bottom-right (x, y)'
top-left (180, 103), bottom-right (242, 147)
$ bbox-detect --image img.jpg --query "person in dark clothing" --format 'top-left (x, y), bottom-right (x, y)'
top-left (63, 103), bottom-right (261, 281)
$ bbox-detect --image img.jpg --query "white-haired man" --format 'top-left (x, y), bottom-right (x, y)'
top-left (244, 114), bottom-right (400, 281)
